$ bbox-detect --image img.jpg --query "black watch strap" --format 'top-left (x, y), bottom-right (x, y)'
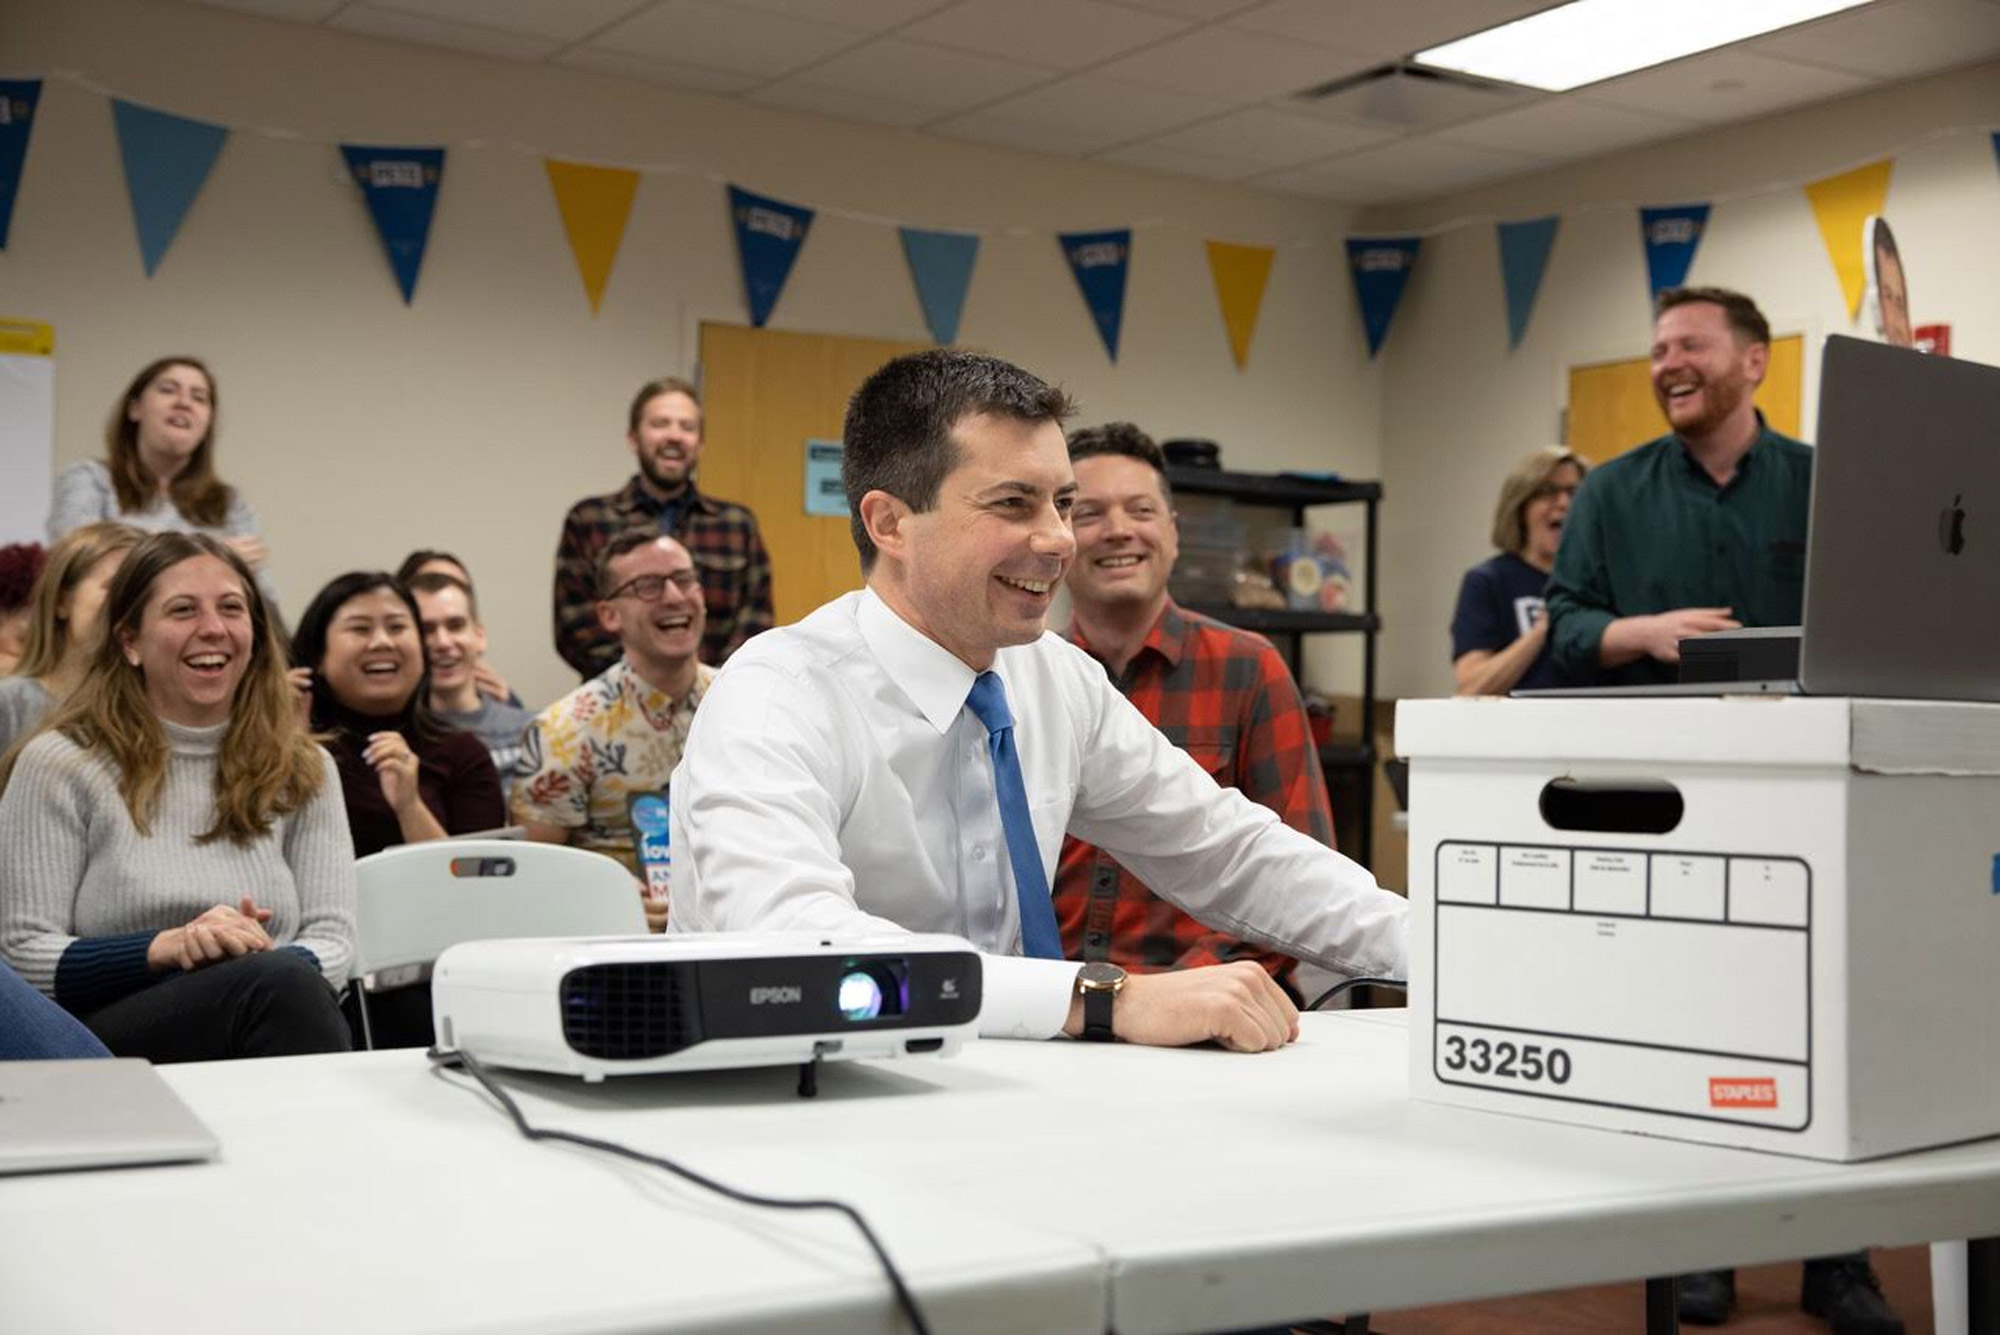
top-left (1083, 984), bottom-right (1115, 1042)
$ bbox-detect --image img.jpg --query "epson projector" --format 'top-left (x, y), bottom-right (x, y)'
top-left (431, 933), bottom-right (983, 1081)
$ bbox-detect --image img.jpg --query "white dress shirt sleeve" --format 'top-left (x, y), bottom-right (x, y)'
top-left (1065, 664), bottom-right (1408, 981)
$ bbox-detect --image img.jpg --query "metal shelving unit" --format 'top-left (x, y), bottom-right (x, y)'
top-left (1167, 465), bottom-right (1383, 870)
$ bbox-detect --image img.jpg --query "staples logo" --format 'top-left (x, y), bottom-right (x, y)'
top-left (1709, 1077), bottom-right (1779, 1109)
top-left (749, 986), bottom-right (803, 1006)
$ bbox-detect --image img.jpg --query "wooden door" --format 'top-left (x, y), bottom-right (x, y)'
top-left (696, 323), bottom-right (929, 626)
top-left (1565, 334), bottom-right (1804, 464)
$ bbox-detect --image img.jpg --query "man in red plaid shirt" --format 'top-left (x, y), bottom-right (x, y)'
top-left (553, 376), bottom-right (772, 676)
top-left (1055, 423), bottom-right (1334, 997)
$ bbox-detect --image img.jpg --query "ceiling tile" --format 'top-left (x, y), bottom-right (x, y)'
top-left (1309, 134), bottom-right (1550, 193)
top-left (587, 0), bottom-right (865, 76)
top-left (749, 81), bottom-right (939, 127)
top-left (187, 0), bottom-right (348, 21)
top-left (713, 0), bottom-right (955, 29)
top-left (936, 75), bottom-right (1234, 151)
top-left (931, 116), bottom-right (1093, 157)
top-left (351, 0), bottom-right (644, 41)
top-left (782, 37), bottom-right (1055, 109)
top-left (1141, 107), bottom-right (1395, 168)
top-left (552, 46), bottom-right (769, 94)
top-left (1092, 140), bottom-right (1264, 181)
top-left (1750, 0), bottom-right (2000, 78)
top-left (1095, 26), bottom-right (1379, 101)
top-left (1285, 66), bottom-right (1529, 132)
top-left (1247, 162), bottom-right (1410, 202)
top-left (1228, 0), bottom-right (1555, 59)
top-left (1578, 49), bottom-right (1873, 124)
top-left (1113, 0), bottom-right (1264, 18)
top-left (1439, 97), bottom-right (1698, 160)
top-left (899, 0), bottom-right (1190, 69)
top-left (328, 6), bottom-right (564, 59)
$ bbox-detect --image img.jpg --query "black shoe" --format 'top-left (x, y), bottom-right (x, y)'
top-left (1677, 1269), bottom-right (1736, 1325)
top-left (1800, 1256), bottom-right (1904, 1335)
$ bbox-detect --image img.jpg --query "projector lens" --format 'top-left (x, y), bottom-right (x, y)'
top-left (838, 970), bottom-right (884, 1021)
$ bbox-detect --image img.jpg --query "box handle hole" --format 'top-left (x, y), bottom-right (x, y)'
top-left (1538, 777), bottom-right (1683, 834)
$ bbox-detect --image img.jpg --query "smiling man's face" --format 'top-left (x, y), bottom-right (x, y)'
top-left (1650, 300), bottom-right (1766, 440)
top-left (1066, 453), bottom-right (1177, 619)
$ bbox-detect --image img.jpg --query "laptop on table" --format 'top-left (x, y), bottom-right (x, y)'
top-left (0, 1059), bottom-right (219, 1176)
top-left (1521, 335), bottom-right (2000, 701)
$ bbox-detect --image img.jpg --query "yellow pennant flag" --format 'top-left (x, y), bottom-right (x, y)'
top-left (545, 159), bottom-right (640, 314)
top-left (1205, 240), bottom-right (1276, 370)
top-left (1803, 160), bottom-right (1892, 321)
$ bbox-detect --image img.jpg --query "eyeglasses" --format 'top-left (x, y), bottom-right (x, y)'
top-left (1530, 482), bottom-right (1580, 502)
top-left (605, 571), bottom-right (701, 602)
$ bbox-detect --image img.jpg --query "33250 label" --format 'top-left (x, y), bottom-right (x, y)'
top-left (1441, 1033), bottom-right (1572, 1085)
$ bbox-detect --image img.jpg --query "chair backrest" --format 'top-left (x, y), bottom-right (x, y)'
top-left (352, 839), bottom-right (646, 977)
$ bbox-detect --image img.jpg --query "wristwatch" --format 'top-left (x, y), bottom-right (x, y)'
top-left (1075, 961), bottom-right (1126, 1042)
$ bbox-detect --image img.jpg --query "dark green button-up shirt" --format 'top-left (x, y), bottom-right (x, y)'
top-left (1546, 420), bottom-right (1813, 686)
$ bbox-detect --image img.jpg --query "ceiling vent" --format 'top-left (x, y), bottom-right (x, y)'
top-left (1290, 62), bottom-right (1531, 130)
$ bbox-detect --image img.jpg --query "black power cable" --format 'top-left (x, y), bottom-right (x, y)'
top-left (426, 1046), bottom-right (933, 1335)
top-left (1304, 976), bottom-right (1408, 1012)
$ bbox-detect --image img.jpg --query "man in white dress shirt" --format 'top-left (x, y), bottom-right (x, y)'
top-left (669, 350), bottom-right (1406, 1049)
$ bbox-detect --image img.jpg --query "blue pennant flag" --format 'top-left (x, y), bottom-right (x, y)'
top-left (1345, 237), bottom-right (1420, 358)
top-left (342, 145), bottom-right (445, 304)
top-left (1639, 204), bottom-right (1710, 299)
top-left (899, 227), bottom-right (979, 345)
top-left (1497, 216), bottom-right (1559, 350)
top-left (1058, 229), bottom-right (1131, 362)
top-left (112, 99), bottom-right (229, 276)
top-left (728, 185), bottom-right (814, 328)
top-left (0, 81), bottom-right (42, 250)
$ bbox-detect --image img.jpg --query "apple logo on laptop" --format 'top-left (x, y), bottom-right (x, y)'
top-left (1940, 495), bottom-right (1967, 556)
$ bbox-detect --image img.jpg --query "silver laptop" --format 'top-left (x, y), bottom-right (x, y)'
top-left (1522, 335), bottom-right (2000, 701)
top-left (0, 1059), bottom-right (219, 1175)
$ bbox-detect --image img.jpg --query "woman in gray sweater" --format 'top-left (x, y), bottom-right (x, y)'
top-left (0, 533), bottom-right (353, 1061)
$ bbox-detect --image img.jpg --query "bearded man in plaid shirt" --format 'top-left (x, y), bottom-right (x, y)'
top-left (1055, 423), bottom-right (1334, 998)
top-left (553, 376), bottom-right (772, 676)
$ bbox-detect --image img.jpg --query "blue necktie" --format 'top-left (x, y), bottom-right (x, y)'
top-left (965, 671), bottom-right (1063, 960)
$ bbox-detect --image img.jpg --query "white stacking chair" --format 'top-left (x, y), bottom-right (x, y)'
top-left (350, 838), bottom-right (647, 1049)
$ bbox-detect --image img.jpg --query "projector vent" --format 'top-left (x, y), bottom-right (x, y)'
top-left (560, 962), bottom-right (701, 1060)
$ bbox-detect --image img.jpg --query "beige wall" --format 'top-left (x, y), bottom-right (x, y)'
top-left (1, 0), bottom-right (1376, 710)
top-left (1361, 59), bottom-right (2000, 701)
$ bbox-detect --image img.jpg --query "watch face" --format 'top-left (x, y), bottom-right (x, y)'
top-left (1077, 961), bottom-right (1126, 989)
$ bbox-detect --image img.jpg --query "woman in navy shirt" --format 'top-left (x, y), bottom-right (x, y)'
top-left (1450, 447), bottom-right (1590, 695)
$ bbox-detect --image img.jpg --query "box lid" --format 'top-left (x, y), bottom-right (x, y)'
top-left (1395, 696), bottom-right (2000, 775)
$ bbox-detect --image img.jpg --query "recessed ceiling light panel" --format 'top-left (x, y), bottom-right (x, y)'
top-left (1414, 0), bottom-right (1878, 92)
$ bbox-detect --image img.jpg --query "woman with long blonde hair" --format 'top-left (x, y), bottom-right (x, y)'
top-left (0, 521), bottom-right (142, 755)
top-left (0, 532), bottom-right (352, 1060)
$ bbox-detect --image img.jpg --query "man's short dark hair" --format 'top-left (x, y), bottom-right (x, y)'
top-left (1655, 286), bottom-right (1771, 346)
top-left (406, 570), bottom-right (480, 624)
top-left (841, 350), bottom-right (1075, 572)
top-left (1067, 422), bottom-right (1172, 504)
top-left (596, 529), bottom-right (666, 596)
top-left (395, 548), bottom-right (469, 588)
top-left (628, 376), bottom-right (702, 434)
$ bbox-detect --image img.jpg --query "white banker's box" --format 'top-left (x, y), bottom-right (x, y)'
top-left (1397, 695), bottom-right (2000, 1162)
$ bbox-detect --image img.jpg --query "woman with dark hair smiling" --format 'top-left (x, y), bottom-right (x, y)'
top-left (0, 532), bottom-right (352, 1061)
top-left (290, 572), bottom-right (503, 858)
top-left (49, 358), bottom-right (276, 601)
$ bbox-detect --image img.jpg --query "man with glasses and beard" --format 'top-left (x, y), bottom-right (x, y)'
top-left (1545, 287), bottom-right (1812, 689)
top-left (515, 532), bottom-right (714, 931)
top-left (552, 377), bottom-right (771, 677)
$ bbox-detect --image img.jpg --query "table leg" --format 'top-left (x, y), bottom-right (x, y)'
top-left (1645, 1276), bottom-right (1679, 1335)
top-left (1969, 1237), bottom-right (1998, 1335)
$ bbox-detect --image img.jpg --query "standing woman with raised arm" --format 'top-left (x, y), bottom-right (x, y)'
top-left (0, 522), bottom-right (142, 755)
top-left (49, 357), bottom-right (277, 603)
top-left (0, 533), bottom-right (353, 1061)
